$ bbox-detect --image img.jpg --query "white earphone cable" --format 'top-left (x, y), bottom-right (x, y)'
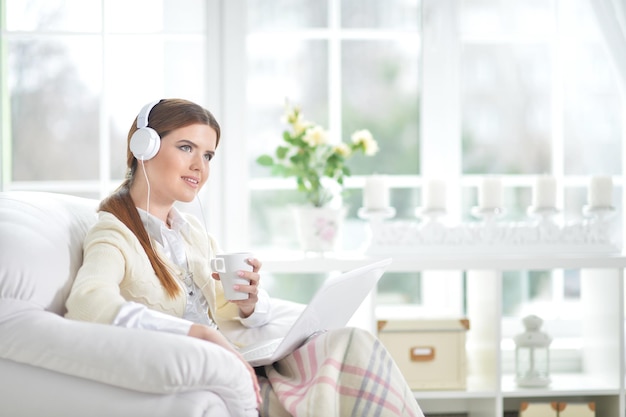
top-left (140, 159), bottom-right (150, 215)
top-left (139, 159), bottom-right (157, 255)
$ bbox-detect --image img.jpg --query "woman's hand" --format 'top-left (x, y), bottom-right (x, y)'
top-left (212, 257), bottom-right (262, 318)
top-left (188, 323), bottom-right (262, 407)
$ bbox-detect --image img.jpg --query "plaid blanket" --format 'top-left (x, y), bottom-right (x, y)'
top-left (258, 327), bottom-right (424, 417)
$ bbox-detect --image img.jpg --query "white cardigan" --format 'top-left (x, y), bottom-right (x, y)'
top-left (65, 210), bottom-right (255, 330)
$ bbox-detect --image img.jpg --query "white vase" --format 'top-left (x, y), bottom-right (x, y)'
top-left (292, 206), bottom-right (347, 253)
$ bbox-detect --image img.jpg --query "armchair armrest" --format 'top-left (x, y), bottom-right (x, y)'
top-left (0, 301), bottom-right (256, 417)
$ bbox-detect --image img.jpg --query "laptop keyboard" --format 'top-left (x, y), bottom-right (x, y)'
top-left (240, 338), bottom-right (283, 361)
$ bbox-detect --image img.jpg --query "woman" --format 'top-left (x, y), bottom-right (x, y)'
top-left (65, 98), bottom-right (423, 417)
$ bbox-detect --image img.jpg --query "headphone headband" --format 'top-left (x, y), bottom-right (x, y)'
top-left (136, 100), bottom-right (161, 129)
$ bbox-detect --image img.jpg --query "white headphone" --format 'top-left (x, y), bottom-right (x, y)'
top-left (129, 100), bottom-right (161, 161)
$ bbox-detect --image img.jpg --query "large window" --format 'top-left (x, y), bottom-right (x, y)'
top-left (1, 0), bottom-right (208, 196)
top-left (244, 0), bottom-right (624, 319)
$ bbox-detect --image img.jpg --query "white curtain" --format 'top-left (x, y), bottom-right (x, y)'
top-left (589, 0), bottom-right (626, 94)
top-left (590, 0), bottom-right (626, 241)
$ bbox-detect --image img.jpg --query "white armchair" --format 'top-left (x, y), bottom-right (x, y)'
top-left (0, 191), bottom-right (302, 417)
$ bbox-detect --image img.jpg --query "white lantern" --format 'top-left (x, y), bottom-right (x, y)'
top-left (514, 315), bottom-right (552, 387)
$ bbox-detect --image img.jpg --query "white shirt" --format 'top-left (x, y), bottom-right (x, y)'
top-left (113, 207), bottom-right (270, 334)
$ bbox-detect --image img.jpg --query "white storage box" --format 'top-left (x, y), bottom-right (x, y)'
top-left (519, 402), bottom-right (558, 417)
top-left (558, 402), bottom-right (595, 417)
top-left (377, 318), bottom-right (469, 390)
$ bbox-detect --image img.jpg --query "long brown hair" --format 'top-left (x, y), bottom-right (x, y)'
top-left (100, 98), bottom-right (220, 298)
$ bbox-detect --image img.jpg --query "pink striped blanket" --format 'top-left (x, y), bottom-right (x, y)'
top-left (258, 327), bottom-right (424, 417)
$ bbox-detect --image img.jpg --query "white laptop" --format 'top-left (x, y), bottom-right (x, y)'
top-left (239, 258), bottom-right (392, 366)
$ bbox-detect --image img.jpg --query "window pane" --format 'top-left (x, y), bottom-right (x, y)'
top-left (502, 269), bottom-right (581, 321)
top-left (342, 39), bottom-right (420, 176)
top-left (563, 270), bottom-right (580, 300)
top-left (563, 52), bottom-right (622, 175)
top-left (461, 44), bottom-right (551, 174)
top-left (502, 270), bottom-right (553, 317)
top-left (341, 0), bottom-right (420, 29)
top-left (247, 0), bottom-right (328, 30)
top-left (8, 37), bottom-right (101, 181)
top-left (392, 187), bottom-right (420, 219)
top-left (561, 11), bottom-right (622, 175)
top-left (563, 186), bottom-right (587, 224)
top-left (6, 0), bottom-right (102, 32)
top-left (263, 272), bottom-right (329, 304)
top-left (247, 38), bottom-right (329, 180)
top-left (377, 272), bottom-right (422, 304)
top-left (105, 0), bottom-right (205, 33)
top-left (504, 186), bottom-right (532, 221)
top-left (250, 190), bottom-right (302, 249)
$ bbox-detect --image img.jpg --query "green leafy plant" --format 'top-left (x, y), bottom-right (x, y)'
top-left (257, 102), bottom-right (379, 207)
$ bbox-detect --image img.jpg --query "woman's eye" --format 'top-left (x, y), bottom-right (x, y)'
top-left (180, 145), bottom-right (192, 152)
top-left (204, 153), bottom-right (214, 162)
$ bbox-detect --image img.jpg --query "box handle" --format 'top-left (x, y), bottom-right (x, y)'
top-left (410, 346), bottom-right (435, 362)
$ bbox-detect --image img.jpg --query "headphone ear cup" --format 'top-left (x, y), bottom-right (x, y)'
top-left (130, 127), bottom-right (160, 161)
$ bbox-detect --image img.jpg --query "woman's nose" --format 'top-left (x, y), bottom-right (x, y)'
top-left (191, 154), bottom-right (204, 171)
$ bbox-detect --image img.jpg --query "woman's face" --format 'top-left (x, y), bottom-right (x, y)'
top-left (144, 122), bottom-right (218, 205)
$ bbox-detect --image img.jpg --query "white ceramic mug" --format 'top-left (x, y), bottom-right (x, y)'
top-left (210, 252), bottom-right (253, 300)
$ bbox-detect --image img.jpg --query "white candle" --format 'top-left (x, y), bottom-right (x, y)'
top-left (532, 175), bottom-right (557, 208)
top-left (588, 175), bottom-right (613, 208)
top-left (422, 179), bottom-right (447, 211)
top-left (479, 176), bottom-right (502, 209)
top-left (363, 175), bottom-right (390, 210)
